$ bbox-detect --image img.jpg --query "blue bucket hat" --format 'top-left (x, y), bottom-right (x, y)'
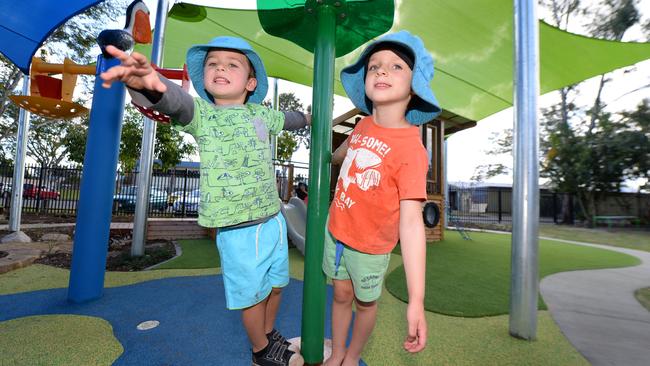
top-left (186, 36), bottom-right (268, 104)
top-left (340, 30), bottom-right (442, 125)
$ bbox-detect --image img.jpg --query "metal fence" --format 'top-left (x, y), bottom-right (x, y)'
top-left (5, 164), bottom-right (643, 226)
top-left (0, 162), bottom-right (310, 218)
top-left (447, 186), bottom-right (650, 227)
top-left (447, 186), bottom-right (580, 225)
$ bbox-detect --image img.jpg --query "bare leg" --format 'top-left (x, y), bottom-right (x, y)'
top-left (324, 279), bottom-right (355, 366)
top-left (242, 297), bottom-right (270, 352)
top-left (264, 287), bottom-right (283, 334)
top-left (341, 299), bottom-right (378, 366)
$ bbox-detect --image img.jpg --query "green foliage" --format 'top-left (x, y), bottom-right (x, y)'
top-left (118, 106), bottom-right (196, 171)
top-left (262, 92), bottom-right (309, 161)
top-left (119, 107), bottom-right (144, 171)
top-left (63, 118), bottom-right (89, 165)
top-left (276, 131), bottom-right (299, 161)
top-left (154, 123), bottom-right (196, 170)
top-left (27, 114), bottom-right (89, 167)
top-left (65, 105), bottom-right (196, 171)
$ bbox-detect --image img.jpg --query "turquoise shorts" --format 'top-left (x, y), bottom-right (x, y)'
top-left (216, 213), bottom-right (289, 310)
top-left (322, 230), bottom-right (391, 303)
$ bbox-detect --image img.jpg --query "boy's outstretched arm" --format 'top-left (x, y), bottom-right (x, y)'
top-left (282, 112), bottom-right (311, 132)
top-left (101, 45), bottom-right (194, 125)
top-left (399, 199), bottom-right (427, 353)
top-left (99, 45), bottom-right (166, 93)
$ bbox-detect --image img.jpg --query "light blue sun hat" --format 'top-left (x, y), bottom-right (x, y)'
top-left (340, 30), bottom-right (442, 125)
top-left (186, 36), bottom-right (268, 104)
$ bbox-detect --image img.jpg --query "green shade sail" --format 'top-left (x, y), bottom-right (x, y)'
top-left (256, 0), bottom-right (393, 57)
top-left (137, 1), bottom-right (650, 123)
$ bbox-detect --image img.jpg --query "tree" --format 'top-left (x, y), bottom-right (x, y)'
top-left (64, 105), bottom-right (196, 172)
top-left (474, 0), bottom-right (649, 224)
top-left (262, 92), bottom-right (310, 161)
top-left (27, 116), bottom-right (79, 167)
top-left (118, 105), bottom-right (196, 171)
top-left (0, 0), bottom-right (127, 161)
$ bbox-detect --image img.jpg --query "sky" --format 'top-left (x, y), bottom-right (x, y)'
top-left (138, 0), bottom-right (650, 191)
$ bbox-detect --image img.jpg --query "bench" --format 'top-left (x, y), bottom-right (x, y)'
top-left (592, 215), bottom-right (640, 228)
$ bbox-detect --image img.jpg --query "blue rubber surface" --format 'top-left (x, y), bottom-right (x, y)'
top-left (0, 275), bottom-right (367, 366)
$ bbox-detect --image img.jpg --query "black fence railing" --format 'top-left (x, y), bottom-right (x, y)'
top-left (0, 162), bottom-right (310, 219)
top-left (4, 164), bottom-right (643, 226)
top-left (447, 187), bottom-right (581, 225)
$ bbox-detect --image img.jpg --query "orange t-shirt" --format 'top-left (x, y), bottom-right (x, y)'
top-left (328, 116), bottom-right (428, 254)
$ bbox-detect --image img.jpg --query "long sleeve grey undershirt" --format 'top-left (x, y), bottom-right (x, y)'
top-left (127, 75), bottom-right (308, 130)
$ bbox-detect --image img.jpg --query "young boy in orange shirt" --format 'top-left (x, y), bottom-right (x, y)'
top-left (323, 30), bottom-right (441, 366)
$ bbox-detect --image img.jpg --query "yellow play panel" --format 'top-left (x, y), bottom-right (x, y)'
top-left (10, 95), bottom-right (88, 119)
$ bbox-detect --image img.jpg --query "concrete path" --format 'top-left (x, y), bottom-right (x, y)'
top-left (540, 238), bottom-right (650, 366)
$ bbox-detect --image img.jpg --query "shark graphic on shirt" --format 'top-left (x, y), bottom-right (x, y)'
top-left (335, 147), bottom-right (383, 210)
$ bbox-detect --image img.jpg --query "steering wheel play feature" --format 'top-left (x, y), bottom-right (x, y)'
top-left (423, 201), bottom-right (441, 228)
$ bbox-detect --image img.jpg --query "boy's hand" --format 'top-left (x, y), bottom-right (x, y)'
top-left (99, 45), bottom-right (167, 93)
top-left (404, 302), bottom-right (427, 353)
top-left (305, 114), bottom-right (312, 126)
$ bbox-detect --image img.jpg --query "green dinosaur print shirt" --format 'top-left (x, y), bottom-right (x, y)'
top-left (173, 98), bottom-right (284, 228)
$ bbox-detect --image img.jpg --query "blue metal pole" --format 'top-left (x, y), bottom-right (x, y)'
top-left (68, 56), bottom-right (126, 303)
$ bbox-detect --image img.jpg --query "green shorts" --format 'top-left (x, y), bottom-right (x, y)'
top-left (322, 230), bottom-right (390, 302)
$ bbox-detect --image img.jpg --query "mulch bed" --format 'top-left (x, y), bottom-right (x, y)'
top-left (3, 216), bottom-right (176, 271)
top-left (34, 233), bottom-right (176, 272)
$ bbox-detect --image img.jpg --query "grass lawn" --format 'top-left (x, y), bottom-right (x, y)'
top-left (539, 223), bottom-right (650, 252)
top-left (154, 239), bottom-right (220, 269)
top-left (386, 230), bottom-right (640, 317)
top-left (635, 287), bottom-right (650, 312)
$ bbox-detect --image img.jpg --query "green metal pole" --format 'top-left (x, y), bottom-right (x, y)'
top-left (301, 3), bottom-right (336, 365)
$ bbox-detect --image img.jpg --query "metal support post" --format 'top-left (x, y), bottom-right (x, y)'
top-left (8, 75), bottom-right (31, 232)
top-left (132, 0), bottom-right (169, 256)
top-left (509, 0), bottom-right (540, 340)
top-left (301, 3), bottom-right (336, 364)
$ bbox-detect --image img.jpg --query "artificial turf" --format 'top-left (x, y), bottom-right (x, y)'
top-left (2, 232), bottom-right (635, 365)
top-left (154, 239), bottom-right (220, 269)
top-left (385, 231), bottom-right (641, 317)
top-left (0, 249), bottom-right (592, 366)
top-left (634, 287), bottom-right (650, 312)
top-left (0, 315), bottom-right (123, 365)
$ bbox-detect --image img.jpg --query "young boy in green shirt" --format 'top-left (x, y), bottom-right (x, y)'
top-left (101, 36), bottom-right (309, 366)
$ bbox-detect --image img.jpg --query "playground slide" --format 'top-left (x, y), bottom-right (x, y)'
top-left (280, 197), bottom-right (307, 255)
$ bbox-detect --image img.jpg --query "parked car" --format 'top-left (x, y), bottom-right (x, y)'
top-left (167, 189), bottom-right (188, 206)
top-left (113, 186), bottom-right (168, 212)
top-left (22, 183), bottom-right (60, 200)
top-left (172, 189), bottom-right (201, 215)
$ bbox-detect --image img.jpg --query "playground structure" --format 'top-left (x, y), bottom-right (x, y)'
top-left (7, 57), bottom-right (190, 122)
top-left (9, 58), bottom-right (94, 119)
top-left (2, 0), bottom-right (650, 364)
